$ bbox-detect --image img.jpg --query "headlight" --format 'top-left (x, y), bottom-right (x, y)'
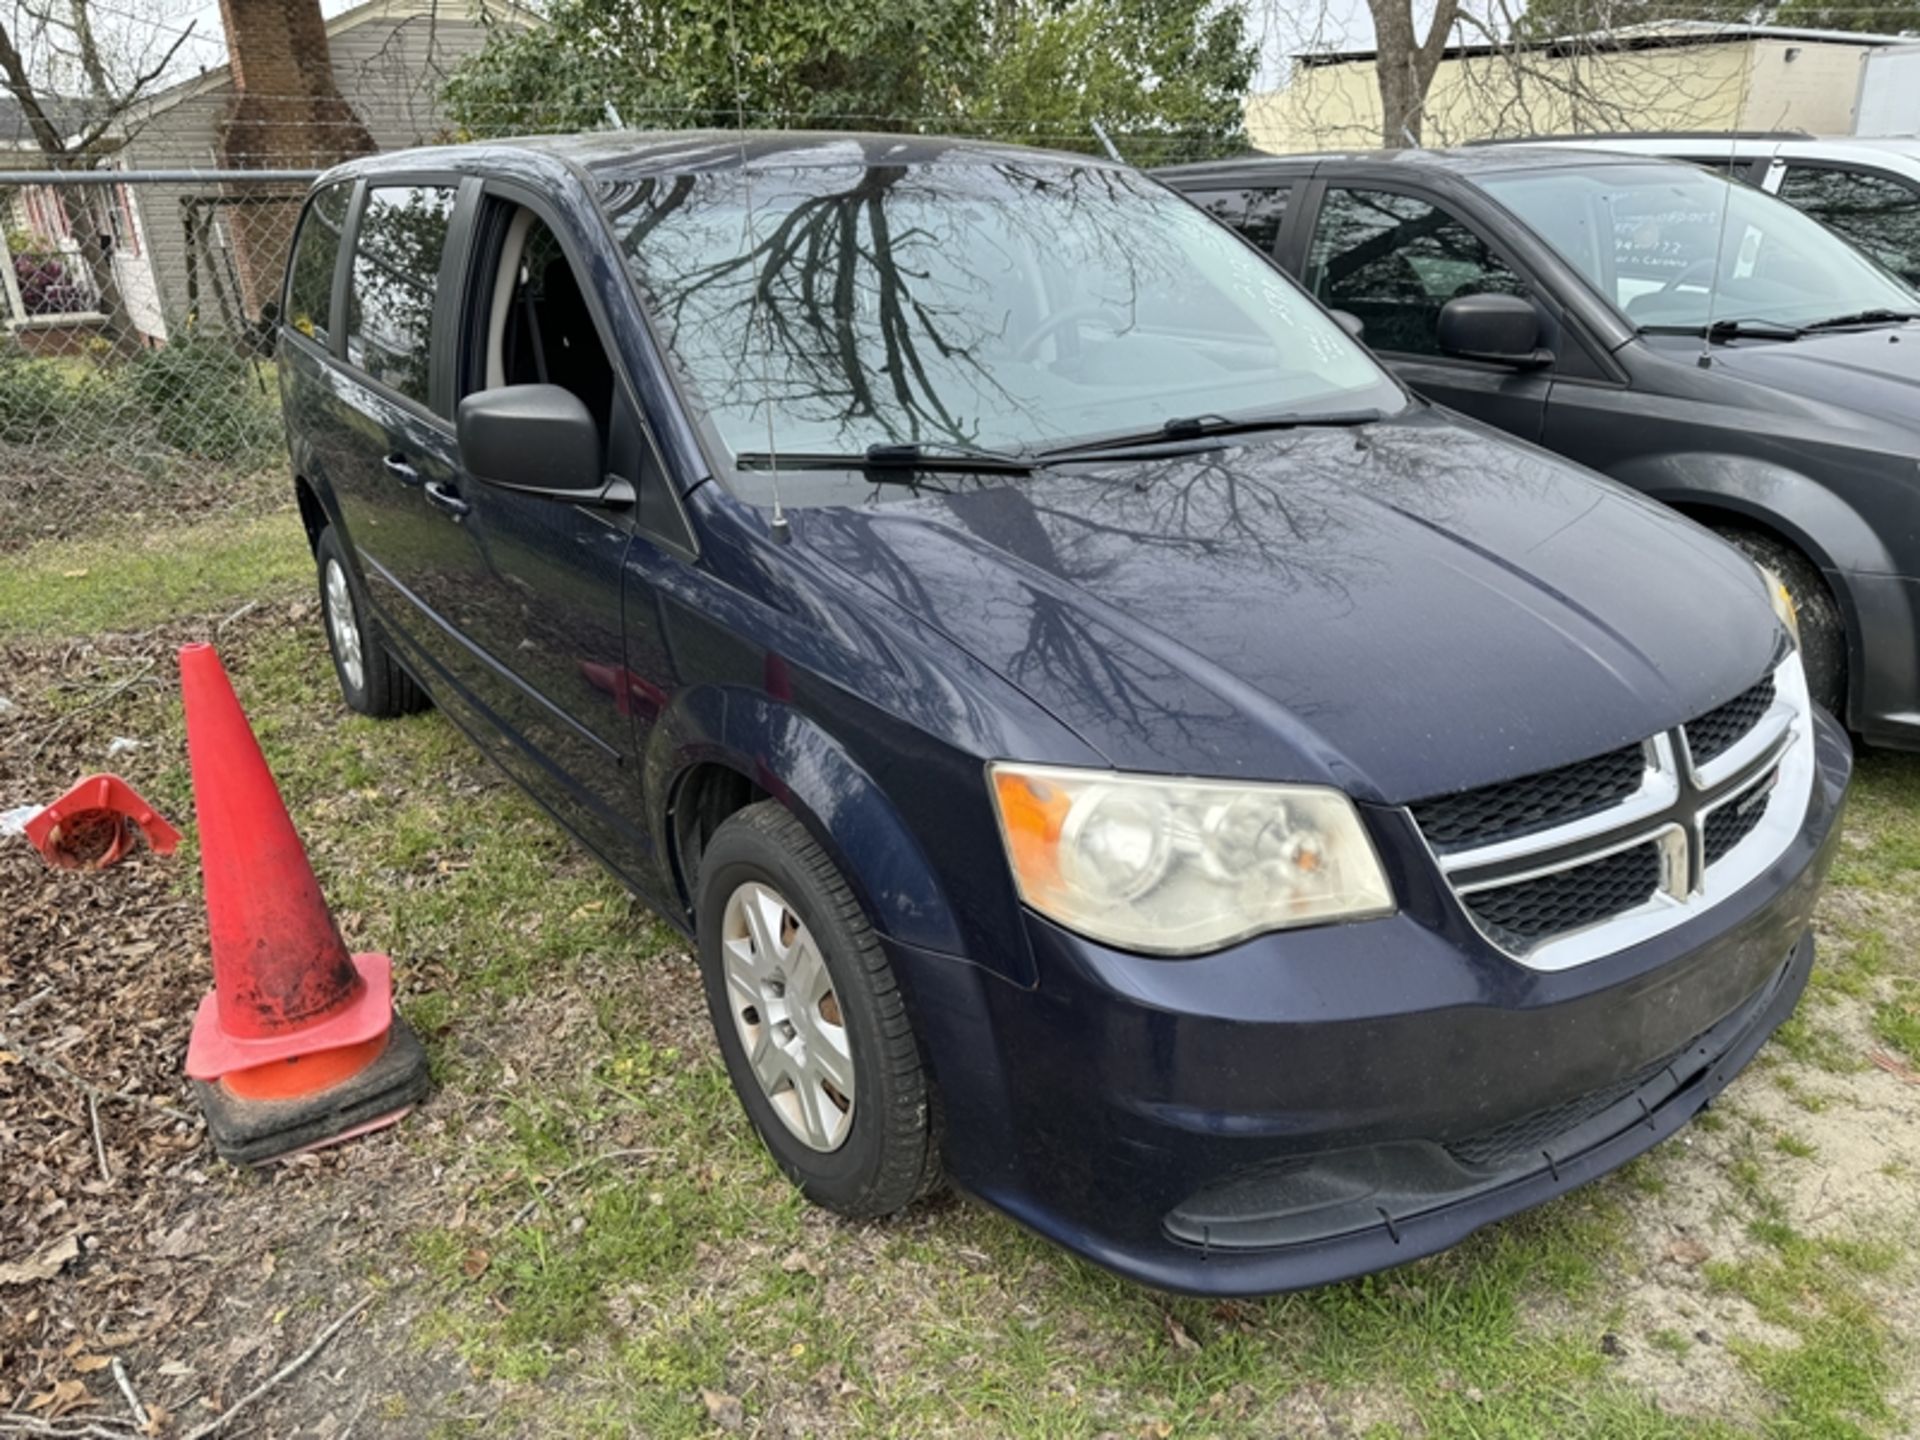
top-left (1756, 563), bottom-right (1800, 649)
top-left (988, 763), bottom-right (1395, 955)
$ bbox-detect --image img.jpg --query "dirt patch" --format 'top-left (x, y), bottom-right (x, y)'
top-left (0, 446), bottom-right (289, 556)
top-left (1518, 896), bottom-right (1920, 1431)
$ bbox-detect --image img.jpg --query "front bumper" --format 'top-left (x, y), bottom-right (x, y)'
top-left (887, 710), bottom-right (1851, 1295)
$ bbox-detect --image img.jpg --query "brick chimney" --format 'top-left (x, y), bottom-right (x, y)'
top-left (214, 0), bottom-right (375, 322)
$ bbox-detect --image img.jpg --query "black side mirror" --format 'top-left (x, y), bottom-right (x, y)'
top-left (456, 384), bottom-right (620, 503)
top-left (1329, 309), bottom-right (1366, 341)
top-left (1437, 293), bottom-right (1553, 369)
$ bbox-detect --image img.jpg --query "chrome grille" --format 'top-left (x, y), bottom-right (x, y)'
top-left (1703, 770), bottom-right (1776, 866)
top-left (1462, 842), bottom-right (1663, 952)
top-left (1413, 654), bottom-right (1811, 972)
top-left (1686, 677), bottom-right (1776, 767)
top-left (1411, 743), bottom-right (1645, 851)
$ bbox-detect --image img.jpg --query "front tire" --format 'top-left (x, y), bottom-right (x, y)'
top-left (1716, 527), bottom-right (1846, 719)
top-left (315, 525), bottom-right (427, 718)
top-left (696, 801), bottom-right (939, 1217)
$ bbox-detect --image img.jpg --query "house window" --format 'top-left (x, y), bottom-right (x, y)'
top-left (109, 184), bottom-right (141, 257)
top-left (23, 186), bottom-right (72, 245)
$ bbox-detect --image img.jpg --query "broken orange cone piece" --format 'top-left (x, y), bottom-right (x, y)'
top-left (23, 773), bottom-right (181, 870)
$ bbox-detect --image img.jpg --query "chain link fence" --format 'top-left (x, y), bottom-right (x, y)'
top-left (0, 168), bottom-right (311, 550)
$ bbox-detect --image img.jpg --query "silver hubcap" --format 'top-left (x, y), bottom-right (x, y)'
top-left (324, 558), bottom-right (365, 692)
top-left (721, 881), bottom-right (855, 1153)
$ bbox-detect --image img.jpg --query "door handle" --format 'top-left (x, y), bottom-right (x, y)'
top-left (382, 452), bottom-right (420, 484)
top-left (423, 479), bottom-right (471, 519)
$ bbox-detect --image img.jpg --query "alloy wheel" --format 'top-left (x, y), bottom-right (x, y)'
top-left (720, 880), bottom-right (855, 1152)
top-left (324, 557), bottom-right (365, 692)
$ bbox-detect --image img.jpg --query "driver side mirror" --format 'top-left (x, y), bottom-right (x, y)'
top-left (457, 384), bottom-right (622, 503)
top-left (1437, 293), bottom-right (1553, 369)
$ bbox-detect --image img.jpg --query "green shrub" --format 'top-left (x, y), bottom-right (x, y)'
top-left (123, 337), bottom-right (279, 463)
top-left (0, 345), bottom-right (103, 448)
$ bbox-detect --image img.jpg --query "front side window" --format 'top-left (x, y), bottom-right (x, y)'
top-left (346, 184), bottom-right (457, 406)
top-left (286, 182), bottom-right (351, 345)
top-left (1481, 163), bottom-right (1920, 330)
top-left (1777, 165), bottom-right (1920, 284)
top-left (1184, 185), bottom-right (1291, 255)
top-left (1305, 187), bottom-right (1526, 356)
top-left (605, 150), bottom-right (1401, 503)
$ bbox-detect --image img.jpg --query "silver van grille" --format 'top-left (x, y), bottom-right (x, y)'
top-left (1409, 652), bottom-right (1813, 972)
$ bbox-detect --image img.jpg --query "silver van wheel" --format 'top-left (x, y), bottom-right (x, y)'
top-left (324, 557), bottom-right (365, 692)
top-left (720, 880), bottom-right (855, 1153)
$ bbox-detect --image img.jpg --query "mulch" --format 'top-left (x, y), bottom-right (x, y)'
top-left (0, 615), bottom-right (441, 1437)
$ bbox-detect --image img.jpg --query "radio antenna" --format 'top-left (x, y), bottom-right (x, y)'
top-left (723, 0), bottom-right (790, 542)
top-left (1697, 84), bottom-right (1751, 370)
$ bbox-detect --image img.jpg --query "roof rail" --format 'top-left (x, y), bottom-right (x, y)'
top-left (1464, 129), bottom-right (1810, 144)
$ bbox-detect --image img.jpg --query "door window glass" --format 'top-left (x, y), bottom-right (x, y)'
top-left (1306, 187), bottom-right (1526, 355)
top-left (285, 182), bottom-right (350, 344)
top-left (346, 184), bottom-right (457, 406)
top-left (1777, 165), bottom-right (1920, 283)
top-left (1184, 185), bottom-right (1290, 255)
top-left (472, 208), bottom-right (616, 435)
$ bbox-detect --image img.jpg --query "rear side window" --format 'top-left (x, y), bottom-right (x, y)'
top-left (285, 183), bottom-right (350, 345)
top-left (1183, 185), bottom-right (1291, 255)
top-left (1306, 186), bottom-right (1526, 356)
top-left (1777, 165), bottom-right (1920, 283)
top-left (346, 184), bottom-right (457, 407)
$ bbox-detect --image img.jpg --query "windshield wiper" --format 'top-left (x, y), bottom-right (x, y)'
top-left (735, 440), bottom-right (1035, 474)
top-left (1037, 408), bottom-right (1386, 462)
top-left (1641, 318), bottom-right (1803, 343)
top-left (1799, 308), bottom-right (1920, 332)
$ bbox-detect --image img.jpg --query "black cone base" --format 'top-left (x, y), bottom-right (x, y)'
top-left (193, 1015), bottom-right (431, 1166)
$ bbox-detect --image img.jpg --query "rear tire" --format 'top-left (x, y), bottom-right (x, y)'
top-left (696, 801), bottom-right (939, 1218)
top-left (315, 525), bottom-right (427, 719)
top-left (1716, 527), bottom-right (1846, 719)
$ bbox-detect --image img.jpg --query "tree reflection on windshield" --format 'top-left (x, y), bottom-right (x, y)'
top-left (603, 139), bottom-right (1396, 481)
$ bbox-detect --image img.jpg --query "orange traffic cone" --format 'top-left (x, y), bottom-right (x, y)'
top-left (179, 642), bottom-right (428, 1163)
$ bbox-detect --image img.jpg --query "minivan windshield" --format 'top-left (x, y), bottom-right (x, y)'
top-left (1480, 162), bottom-right (1920, 332)
top-left (607, 148), bottom-right (1404, 488)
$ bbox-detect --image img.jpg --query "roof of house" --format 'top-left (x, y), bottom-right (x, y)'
top-left (1294, 20), bottom-right (1913, 67)
top-left (0, 94), bottom-right (105, 153)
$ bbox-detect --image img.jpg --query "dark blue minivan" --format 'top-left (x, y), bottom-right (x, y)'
top-left (278, 131), bottom-right (1850, 1294)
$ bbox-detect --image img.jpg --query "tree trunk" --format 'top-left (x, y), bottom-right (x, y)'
top-left (1366, 0), bottom-right (1463, 147)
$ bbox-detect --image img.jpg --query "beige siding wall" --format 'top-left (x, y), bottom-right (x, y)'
top-left (1247, 39), bottom-right (1869, 154)
top-left (1737, 40), bottom-right (1867, 132)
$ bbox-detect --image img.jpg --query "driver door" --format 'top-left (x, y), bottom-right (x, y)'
top-left (432, 189), bottom-right (655, 879)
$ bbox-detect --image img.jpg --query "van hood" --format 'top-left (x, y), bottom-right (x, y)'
top-left (792, 411), bottom-right (1784, 803)
top-left (1701, 320), bottom-right (1920, 432)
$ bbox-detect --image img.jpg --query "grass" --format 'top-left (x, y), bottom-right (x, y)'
top-left (6, 503), bottom-right (1917, 1438)
top-left (0, 509), bottom-right (311, 637)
